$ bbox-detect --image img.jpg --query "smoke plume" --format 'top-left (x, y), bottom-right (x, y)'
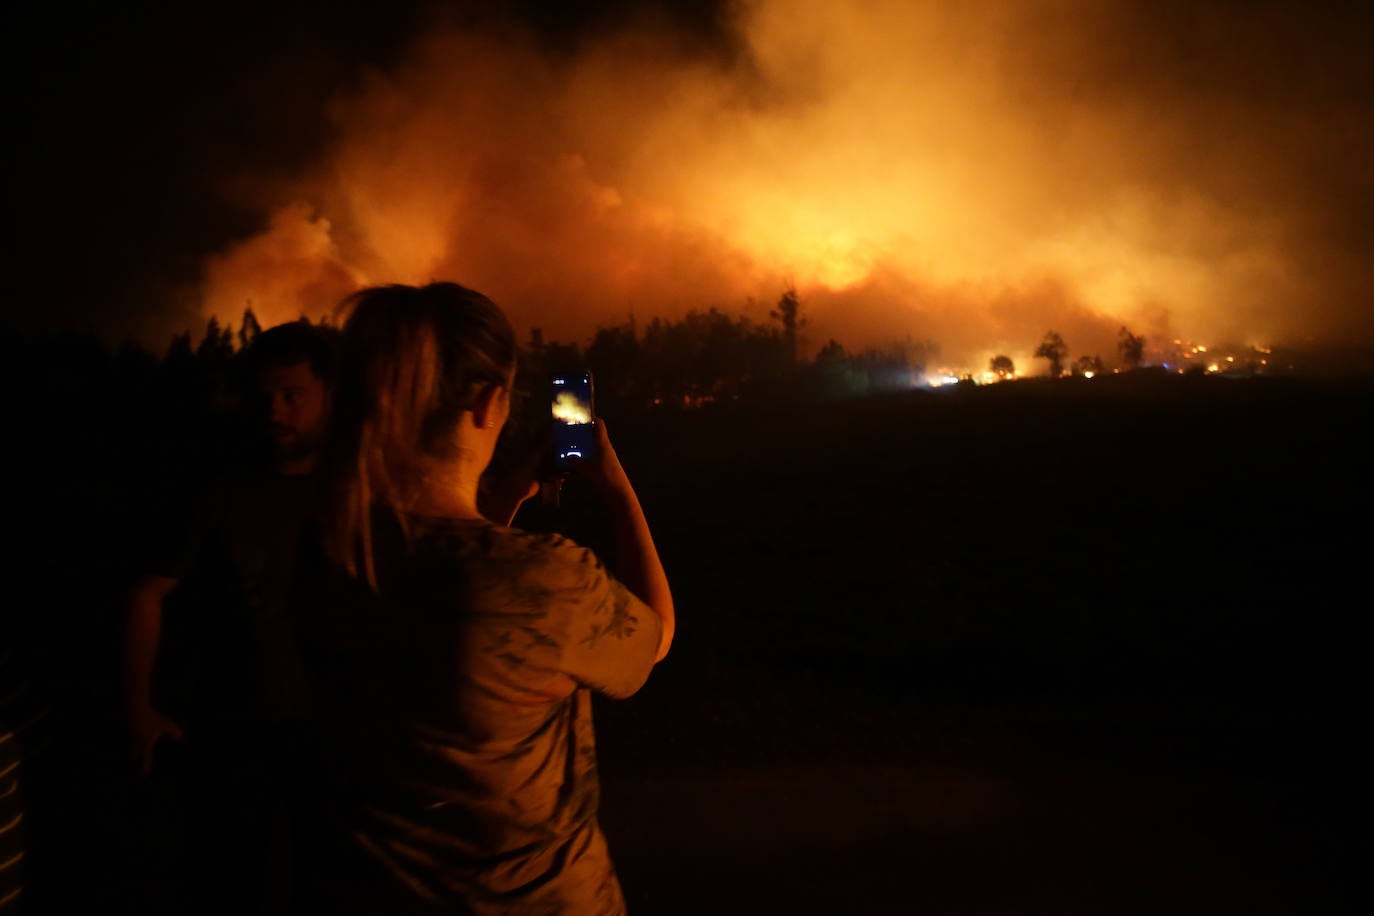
top-left (197, 0), bottom-right (1374, 368)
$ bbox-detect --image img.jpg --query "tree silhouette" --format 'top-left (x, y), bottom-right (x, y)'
top-left (238, 306), bottom-right (262, 350)
top-left (815, 339), bottom-right (846, 366)
top-left (586, 324), bottom-right (640, 407)
top-left (1118, 326), bottom-right (1145, 369)
top-left (1034, 331), bottom-right (1068, 378)
top-left (115, 339), bottom-right (158, 387)
top-left (809, 339), bottom-right (868, 398)
top-left (846, 342), bottom-right (920, 391)
top-left (989, 354), bottom-right (1015, 379)
top-left (770, 286), bottom-right (806, 367)
top-left (165, 330), bottom-right (194, 367)
top-left (196, 317), bottom-right (234, 363)
top-left (1072, 354), bottom-right (1105, 376)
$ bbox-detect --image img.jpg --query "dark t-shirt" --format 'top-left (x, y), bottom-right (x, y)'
top-left (299, 516), bottom-right (662, 915)
top-left (150, 469), bottom-right (316, 725)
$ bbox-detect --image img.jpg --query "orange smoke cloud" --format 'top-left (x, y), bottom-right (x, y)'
top-left (197, 0), bottom-right (1370, 367)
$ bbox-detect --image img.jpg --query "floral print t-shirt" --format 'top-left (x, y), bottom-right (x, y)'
top-left (302, 517), bottom-right (662, 914)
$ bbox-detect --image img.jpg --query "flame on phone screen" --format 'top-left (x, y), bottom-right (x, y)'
top-left (552, 391), bottom-right (592, 425)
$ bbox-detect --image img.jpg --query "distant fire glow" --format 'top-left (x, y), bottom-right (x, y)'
top-left (192, 0), bottom-right (1374, 366)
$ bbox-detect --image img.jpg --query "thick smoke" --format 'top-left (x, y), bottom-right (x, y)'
top-left (198, 0), bottom-right (1374, 368)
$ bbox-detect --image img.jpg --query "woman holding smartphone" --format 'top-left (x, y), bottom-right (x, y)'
top-left (299, 282), bottom-right (674, 914)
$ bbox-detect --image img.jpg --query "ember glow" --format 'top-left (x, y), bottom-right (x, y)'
top-left (194, 0), bottom-right (1374, 367)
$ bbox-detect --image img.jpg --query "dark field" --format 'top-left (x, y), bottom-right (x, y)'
top-left (12, 371), bottom-right (1370, 914)
top-left (580, 373), bottom-right (1368, 914)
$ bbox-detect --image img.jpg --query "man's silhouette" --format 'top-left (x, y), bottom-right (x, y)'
top-left (123, 320), bottom-right (338, 914)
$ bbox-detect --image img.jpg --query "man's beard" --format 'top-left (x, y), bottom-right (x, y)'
top-left (272, 429), bottom-right (322, 464)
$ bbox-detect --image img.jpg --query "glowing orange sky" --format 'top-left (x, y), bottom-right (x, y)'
top-left (195, 0), bottom-right (1374, 370)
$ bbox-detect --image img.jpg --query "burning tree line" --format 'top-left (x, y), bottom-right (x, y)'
top-left (9, 288), bottom-right (944, 427)
top-left (8, 289), bottom-right (1162, 461)
top-left (1019, 327), bottom-right (1148, 380)
top-left (515, 289), bottom-right (939, 413)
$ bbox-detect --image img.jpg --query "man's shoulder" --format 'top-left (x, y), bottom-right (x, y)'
top-left (211, 465), bottom-right (317, 511)
top-left (164, 460), bottom-right (267, 505)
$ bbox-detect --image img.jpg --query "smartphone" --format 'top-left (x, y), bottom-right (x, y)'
top-left (550, 370), bottom-right (596, 472)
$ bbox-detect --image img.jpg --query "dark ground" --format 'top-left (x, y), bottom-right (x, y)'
top-left (10, 370), bottom-right (1369, 914)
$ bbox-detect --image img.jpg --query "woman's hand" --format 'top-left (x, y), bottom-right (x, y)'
top-left (567, 419), bottom-right (633, 497)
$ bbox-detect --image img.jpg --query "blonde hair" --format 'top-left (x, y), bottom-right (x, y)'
top-left (323, 283), bottom-right (516, 589)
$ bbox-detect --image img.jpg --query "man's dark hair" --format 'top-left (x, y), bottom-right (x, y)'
top-left (243, 320), bottom-right (341, 385)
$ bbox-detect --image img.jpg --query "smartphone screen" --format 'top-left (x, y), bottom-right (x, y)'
top-left (551, 371), bottom-right (595, 471)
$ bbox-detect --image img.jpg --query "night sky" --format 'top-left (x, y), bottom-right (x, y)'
top-left (12, 0), bottom-right (1374, 367)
